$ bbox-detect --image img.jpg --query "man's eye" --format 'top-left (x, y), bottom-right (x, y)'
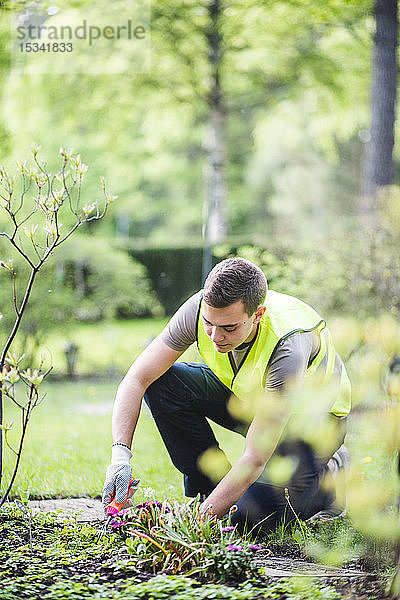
top-left (224, 327), bottom-right (237, 333)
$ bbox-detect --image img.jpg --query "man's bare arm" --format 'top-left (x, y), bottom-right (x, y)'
top-left (200, 394), bottom-right (290, 518)
top-left (112, 335), bottom-right (185, 447)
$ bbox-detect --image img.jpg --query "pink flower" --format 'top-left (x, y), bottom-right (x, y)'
top-left (135, 500), bottom-right (164, 510)
top-left (249, 544), bottom-right (263, 551)
top-left (226, 544), bottom-right (243, 551)
top-left (221, 526), bottom-right (235, 532)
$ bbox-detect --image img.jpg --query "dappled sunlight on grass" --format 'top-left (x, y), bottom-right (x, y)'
top-left (2, 380), bottom-right (180, 500)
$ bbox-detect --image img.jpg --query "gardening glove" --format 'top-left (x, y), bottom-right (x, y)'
top-left (102, 444), bottom-right (134, 514)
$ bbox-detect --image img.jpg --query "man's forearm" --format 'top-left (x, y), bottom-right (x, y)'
top-left (110, 336), bottom-right (184, 450)
top-left (200, 456), bottom-right (266, 518)
top-left (112, 372), bottom-right (146, 448)
top-left (200, 398), bottom-right (289, 519)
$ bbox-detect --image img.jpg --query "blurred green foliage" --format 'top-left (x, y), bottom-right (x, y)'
top-left (45, 235), bottom-right (162, 321)
top-left (1, 0), bottom-right (391, 329)
top-left (0, 235), bottom-right (162, 353)
top-left (234, 230), bottom-right (400, 319)
top-left (0, 0), bottom-right (375, 245)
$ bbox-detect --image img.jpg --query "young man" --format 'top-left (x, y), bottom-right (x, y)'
top-left (103, 258), bottom-right (351, 531)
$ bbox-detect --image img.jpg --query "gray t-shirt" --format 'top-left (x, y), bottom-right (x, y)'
top-left (161, 291), bottom-right (321, 392)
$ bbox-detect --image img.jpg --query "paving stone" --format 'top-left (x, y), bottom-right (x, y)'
top-left (255, 555), bottom-right (368, 578)
top-left (28, 498), bottom-right (104, 522)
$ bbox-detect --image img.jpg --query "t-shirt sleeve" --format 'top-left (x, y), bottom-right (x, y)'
top-left (161, 291), bottom-right (201, 352)
top-left (265, 332), bottom-right (316, 392)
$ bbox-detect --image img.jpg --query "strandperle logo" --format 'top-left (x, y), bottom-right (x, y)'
top-left (16, 19), bottom-right (147, 46)
top-left (11, 1), bottom-right (151, 74)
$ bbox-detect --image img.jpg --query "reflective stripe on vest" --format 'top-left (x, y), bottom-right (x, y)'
top-left (196, 289), bottom-right (351, 417)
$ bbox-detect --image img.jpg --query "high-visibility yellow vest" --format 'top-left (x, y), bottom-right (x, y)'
top-left (196, 290), bottom-right (351, 417)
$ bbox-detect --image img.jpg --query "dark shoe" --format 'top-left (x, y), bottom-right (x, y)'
top-left (308, 445), bottom-right (350, 523)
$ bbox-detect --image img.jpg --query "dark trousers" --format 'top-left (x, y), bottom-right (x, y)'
top-left (144, 362), bottom-right (345, 533)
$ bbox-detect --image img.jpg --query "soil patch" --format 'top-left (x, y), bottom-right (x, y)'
top-left (7, 499), bottom-right (389, 599)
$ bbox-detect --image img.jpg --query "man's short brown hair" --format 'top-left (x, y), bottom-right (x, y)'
top-left (203, 257), bottom-right (267, 316)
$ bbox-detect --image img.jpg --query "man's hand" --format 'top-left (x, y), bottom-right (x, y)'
top-left (102, 463), bottom-right (133, 512)
top-left (102, 444), bottom-right (134, 514)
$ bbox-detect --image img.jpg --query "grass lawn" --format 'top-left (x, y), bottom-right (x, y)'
top-left (1, 317), bottom-right (221, 501)
top-left (2, 378), bottom-right (245, 503)
top-left (42, 317), bottom-right (208, 376)
top-left (1, 317), bottom-right (185, 377)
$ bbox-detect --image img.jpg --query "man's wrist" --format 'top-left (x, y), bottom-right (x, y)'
top-left (111, 443), bottom-right (132, 465)
top-left (112, 442), bottom-right (131, 450)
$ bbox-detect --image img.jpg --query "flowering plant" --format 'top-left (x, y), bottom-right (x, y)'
top-left (107, 495), bottom-right (266, 583)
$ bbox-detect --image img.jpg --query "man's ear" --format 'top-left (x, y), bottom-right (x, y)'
top-left (253, 305), bottom-right (266, 324)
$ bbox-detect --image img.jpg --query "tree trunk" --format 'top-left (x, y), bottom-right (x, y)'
top-left (363, 0), bottom-right (398, 211)
top-left (202, 0), bottom-right (227, 281)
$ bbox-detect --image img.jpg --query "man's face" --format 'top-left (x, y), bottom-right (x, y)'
top-left (201, 300), bottom-right (266, 353)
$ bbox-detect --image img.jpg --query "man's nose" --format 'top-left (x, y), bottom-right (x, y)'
top-left (211, 326), bottom-right (224, 343)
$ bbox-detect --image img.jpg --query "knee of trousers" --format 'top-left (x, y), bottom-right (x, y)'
top-left (143, 363), bottom-right (184, 412)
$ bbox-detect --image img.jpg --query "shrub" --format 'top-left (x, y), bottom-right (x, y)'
top-left (47, 235), bottom-right (162, 321)
top-left (0, 235), bottom-right (162, 355)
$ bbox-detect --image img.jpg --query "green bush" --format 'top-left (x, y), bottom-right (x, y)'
top-left (112, 498), bottom-right (262, 582)
top-left (234, 230), bottom-right (400, 320)
top-left (52, 235), bottom-right (163, 321)
top-left (0, 235), bottom-right (162, 354)
top-left (127, 245), bottom-right (207, 314)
